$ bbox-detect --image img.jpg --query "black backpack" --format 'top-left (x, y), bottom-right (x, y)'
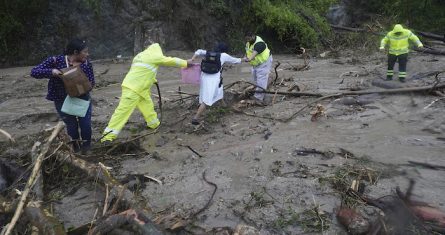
top-left (200, 51), bottom-right (221, 74)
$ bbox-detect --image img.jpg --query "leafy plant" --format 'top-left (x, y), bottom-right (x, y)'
top-left (239, 0), bottom-right (337, 49)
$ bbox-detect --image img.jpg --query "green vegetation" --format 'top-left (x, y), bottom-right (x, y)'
top-left (205, 106), bottom-right (230, 123)
top-left (0, 0), bottom-right (47, 62)
top-left (358, 0), bottom-right (445, 32)
top-left (240, 0), bottom-right (338, 49)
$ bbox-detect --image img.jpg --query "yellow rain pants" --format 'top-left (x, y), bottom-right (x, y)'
top-left (102, 87), bottom-right (159, 141)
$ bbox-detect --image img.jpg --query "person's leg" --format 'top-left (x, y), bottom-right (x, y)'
top-left (253, 56), bottom-right (273, 101)
top-left (192, 103), bottom-right (206, 125)
top-left (137, 93), bottom-right (160, 129)
top-left (101, 87), bottom-right (139, 142)
top-left (398, 53), bottom-right (408, 82)
top-left (387, 54), bottom-right (397, 80)
top-left (78, 103), bottom-right (92, 152)
top-left (54, 100), bottom-right (81, 152)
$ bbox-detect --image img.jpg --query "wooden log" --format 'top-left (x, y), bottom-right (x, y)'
top-left (3, 121), bottom-right (64, 235)
top-left (282, 83), bottom-right (445, 122)
top-left (53, 150), bottom-right (163, 233)
top-left (417, 31), bottom-right (444, 41)
top-left (414, 47), bottom-right (445, 56)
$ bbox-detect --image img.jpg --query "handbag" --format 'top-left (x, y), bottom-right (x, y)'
top-left (61, 96), bottom-right (90, 117)
top-left (60, 56), bottom-right (92, 97)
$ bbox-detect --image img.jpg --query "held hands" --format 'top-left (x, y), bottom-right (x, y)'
top-left (186, 59), bottom-right (194, 67)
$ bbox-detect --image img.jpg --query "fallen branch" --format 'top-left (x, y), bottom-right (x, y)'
top-left (177, 143), bottom-right (205, 158)
top-left (415, 47), bottom-right (445, 56)
top-left (0, 129), bottom-right (15, 143)
top-left (3, 121), bottom-right (64, 235)
top-left (156, 171), bottom-right (217, 231)
top-left (416, 31), bottom-right (444, 41)
top-left (407, 161), bottom-right (445, 170)
top-left (272, 62), bottom-right (281, 85)
top-left (254, 90), bottom-right (322, 97)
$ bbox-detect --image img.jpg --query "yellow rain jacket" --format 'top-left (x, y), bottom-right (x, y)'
top-left (380, 24), bottom-right (423, 56)
top-left (122, 43), bottom-right (187, 98)
top-left (245, 36), bottom-right (271, 66)
top-left (102, 43), bottom-right (187, 142)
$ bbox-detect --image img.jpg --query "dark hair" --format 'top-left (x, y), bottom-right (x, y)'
top-left (65, 38), bottom-right (87, 55)
top-left (245, 32), bottom-right (255, 38)
top-left (214, 42), bottom-right (229, 53)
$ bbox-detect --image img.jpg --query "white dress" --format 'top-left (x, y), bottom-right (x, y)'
top-left (194, 49), bottom-right (241, 106)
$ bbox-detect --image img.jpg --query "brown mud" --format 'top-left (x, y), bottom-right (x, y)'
top-left (1, 49), bottom-right (444, 234)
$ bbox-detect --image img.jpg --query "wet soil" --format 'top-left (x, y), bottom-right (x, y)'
top-left (1, 49), bottom-right (444, 234)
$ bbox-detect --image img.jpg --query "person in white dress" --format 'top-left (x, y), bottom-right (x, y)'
top-left (190, 43), bottom-right (242, 125)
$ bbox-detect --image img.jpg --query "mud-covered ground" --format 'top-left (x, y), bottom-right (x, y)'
top-left (1, 48), bottom-right (444, 234)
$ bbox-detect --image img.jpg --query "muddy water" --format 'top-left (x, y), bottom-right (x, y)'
top-left (1, 50), bottom-right (444, 233)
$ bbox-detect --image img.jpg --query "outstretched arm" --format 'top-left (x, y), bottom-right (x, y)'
top-left (157, 56), bottom-right (189, 68)
top-left (191, 49), bottom-right (206, 61)
top-left (31, 57), bottom-right (62, 79)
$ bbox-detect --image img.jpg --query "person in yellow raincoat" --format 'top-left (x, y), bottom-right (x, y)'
top-left (101, 43), bottom-right (191, 142)
top-left (380, 24), bottom-right (423, 82)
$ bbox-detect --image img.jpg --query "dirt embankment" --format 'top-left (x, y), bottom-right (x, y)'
top-left (1, 48), bottom-right (445, 234)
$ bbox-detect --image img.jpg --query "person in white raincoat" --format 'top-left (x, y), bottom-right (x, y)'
top-left (190, 43), bottom-right (242, 125)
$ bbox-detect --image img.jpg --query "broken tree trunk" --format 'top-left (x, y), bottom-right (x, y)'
top-left (283, 83), bottom-right (445, 122)
top-left (416, 31), bottom-right (444, 41)
top-left (3, 121), bottom-right (64, 235)
top-left (415, 47), bottom-right (445, 56)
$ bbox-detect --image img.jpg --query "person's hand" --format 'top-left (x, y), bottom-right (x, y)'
top-left (379, 47), bottom-right (385, 51)
top-left (243, 57), bottom-right (250, 62)
top-left (186, 59), bottom-right (194, 67)
top-left (52, 69), bottom-right (62, 77)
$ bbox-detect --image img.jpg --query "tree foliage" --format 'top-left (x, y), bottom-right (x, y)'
top-left (0, 0), bottom-right (47, 60)
top-left (241, 0), bottom-right (337, 49)
top-left (358, 0), bottom-right (445, 32)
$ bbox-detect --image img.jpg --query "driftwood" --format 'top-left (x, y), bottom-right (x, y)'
top-left (53, 150), bottom-right (163, 234)
top-left (0, 129), bottom-right (15, 143)
top-left (416, 31), bottom-right (444, 41)
top-left (54, 150), bottom-right (135, 207)
top-left (3, 121), bottom-right (64, 235)
top-left (414, 47), bottom-right (445, 56)
top-left (272, 61), bottom-right (281, 85)
top-left (240, 82), bottom-right (445, 122)
top-left (284, 83), bottom-right (445, 122)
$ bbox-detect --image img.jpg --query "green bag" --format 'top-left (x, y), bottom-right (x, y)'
top-left (61, 96), bottom-right (90, 117)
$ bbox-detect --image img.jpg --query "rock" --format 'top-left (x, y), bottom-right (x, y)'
top-left (233, 224), bottom-right (260, 235)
